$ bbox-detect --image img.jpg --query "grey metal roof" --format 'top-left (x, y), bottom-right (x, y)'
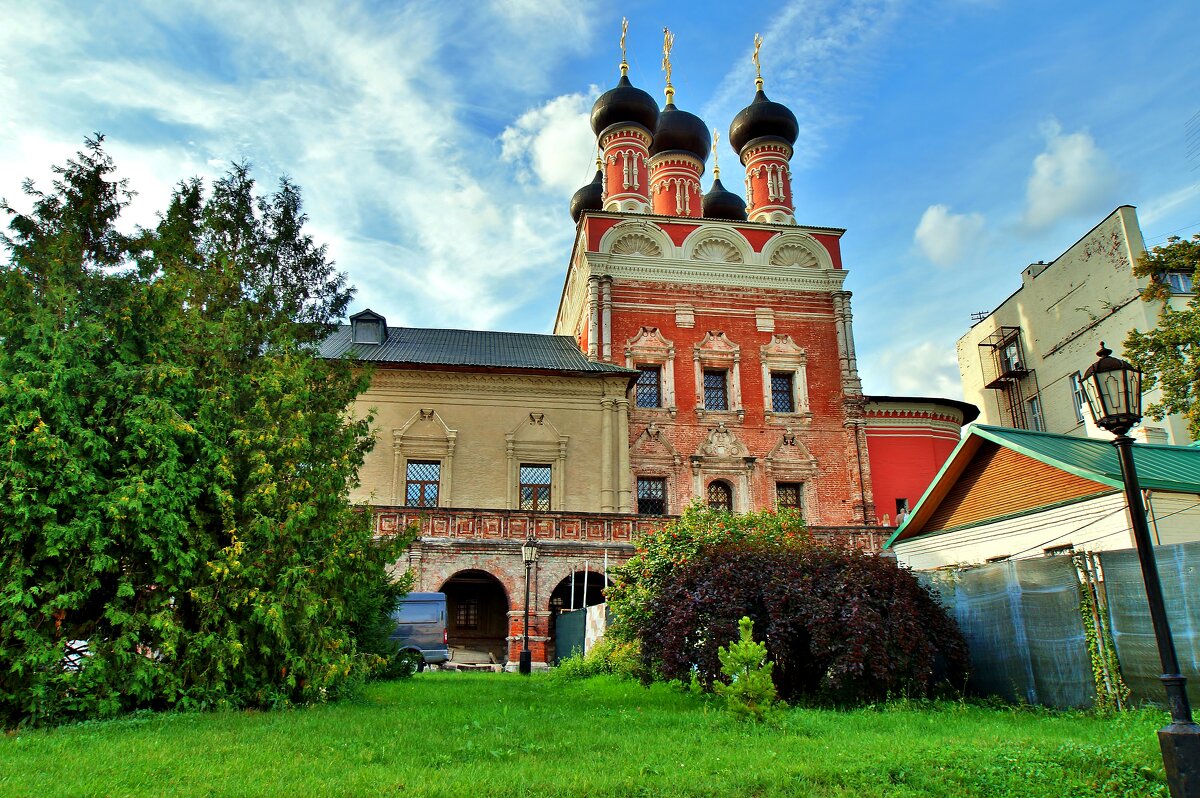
top-left (318, 324), bottom-right (635, 374)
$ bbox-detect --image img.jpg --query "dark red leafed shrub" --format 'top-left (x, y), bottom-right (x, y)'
top-left (641, 546), bottom-right (968, 704)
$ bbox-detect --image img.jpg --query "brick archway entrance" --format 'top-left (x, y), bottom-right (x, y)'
top-left (438, 569), bottom-right (510, 667)
top-left (548, 570), bottom-right (612, 663)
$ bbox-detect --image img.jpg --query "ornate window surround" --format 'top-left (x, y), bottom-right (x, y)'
top-left (505, 413), bottom-right (568, 511)
top-left (392, 409), bottom-right (456, 506)
top-left (625, 327), bottom-right (678, 418)
top-left (765, 428), bottom-right (819, 522)
top-left (693, 331), bottom-right (743, 422)
top-left (760, 334), bottom-right (812, 423)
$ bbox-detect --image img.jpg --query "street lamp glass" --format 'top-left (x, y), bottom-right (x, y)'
top-left (521, 538), bottom-right (539, 564)
top-left (1081, 343), bottom-right (1142, 435)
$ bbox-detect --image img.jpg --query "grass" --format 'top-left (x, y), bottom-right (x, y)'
top-left (0, 672), bottom-right (1168, 797)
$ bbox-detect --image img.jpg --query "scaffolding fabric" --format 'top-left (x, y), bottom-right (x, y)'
top-left (919, 541), bottom-right (1200, 710)
top-left (920, 556), bottom-right (1094, 708)
top-left (1098, 541), bottom-right (1200, 708)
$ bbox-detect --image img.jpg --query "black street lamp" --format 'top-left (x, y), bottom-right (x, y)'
top-left (1081, 343), bottom-right (1200, 797)
top-left (519, 536), bottom-right (539, 675)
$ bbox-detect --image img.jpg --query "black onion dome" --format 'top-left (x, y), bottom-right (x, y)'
top-left (728, 89), bottom-right (799, 154)
top-left (649, 102), bottom-right (711, 161)
top-left (702, 177), bottom-right (747, 221)
top-left (591, 75), bottom-right (660, 136)
top-left (569, 168), bottom-right (604, 222)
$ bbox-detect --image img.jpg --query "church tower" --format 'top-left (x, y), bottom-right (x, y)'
top-left (556, 28), bottom-right (876, 526)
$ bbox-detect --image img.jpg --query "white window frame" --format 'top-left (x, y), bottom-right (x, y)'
top-left (1027, 395), bottom-right (1044, 432)
top-left (1069, 372), bottom-right (1086, 424)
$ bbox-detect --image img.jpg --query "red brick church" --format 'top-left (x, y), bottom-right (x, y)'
top-left (322, 36), bottom-right (975, 669)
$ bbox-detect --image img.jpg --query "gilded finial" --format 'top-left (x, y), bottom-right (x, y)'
top-left (662, 27), bottom-right (675, 103)
top-left (752, 33), bottom-right (764, 91)
top-left (619, 17), bottom-right (629, 76)
top-left (712, 130), bottom-right (721, 178)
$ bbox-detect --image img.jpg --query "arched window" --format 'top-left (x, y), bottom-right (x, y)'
top-left (707, 480), bottom-right (733, 512)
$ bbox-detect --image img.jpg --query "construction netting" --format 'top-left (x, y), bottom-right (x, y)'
top-left (920, 556), bottom-right (1094, 708)
top-left (1099, 542), bottom-right (1200, 708)
top-left (919, 540), bottom-right (1200, 710)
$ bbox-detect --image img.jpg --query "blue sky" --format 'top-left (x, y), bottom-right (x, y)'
top-left (2, 0), bottom-right (1198, 399)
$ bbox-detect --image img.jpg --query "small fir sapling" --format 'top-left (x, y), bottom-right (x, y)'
top-left (714, 616), bottom-right (778, 721)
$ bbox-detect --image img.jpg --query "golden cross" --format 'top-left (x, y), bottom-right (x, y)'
top-left (753, 33), bottom-right (763, 80)
top-left (620, 17), bottom-right (628, 66)
top-left (662, 27), bottom-right (675, 92)
top-left (712, 130), bottom-right (721, 177)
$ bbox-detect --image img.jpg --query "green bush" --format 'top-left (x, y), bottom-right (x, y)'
top-left (606, 503), bottom-right (807, 641)
top-left (552, 638), bottom-right (641, 681)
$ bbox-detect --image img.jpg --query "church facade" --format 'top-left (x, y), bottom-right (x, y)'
top-left (323, 43), bottom-right (975, 669)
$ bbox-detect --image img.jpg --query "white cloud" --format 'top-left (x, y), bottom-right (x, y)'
top-left (913, 204), bottom-right (986, 267)
top-left (702, 0), bottom-right (904, 170)
top-left (886, 340), bottom-right (963, 398)
top-left (1022, 120), bottom-right (1119, 230)
top-left (1139, 182), bottom-right (1200, 225)
top-left (0, 0), bottom-right (594, 333)
top-left (500, 90), bottom-right (599, 195)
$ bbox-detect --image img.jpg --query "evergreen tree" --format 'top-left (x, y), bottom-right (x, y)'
top-left (0, 137), bottom-right (409, 726)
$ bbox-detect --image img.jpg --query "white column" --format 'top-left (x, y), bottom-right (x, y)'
top-left (600, 397), bottom-right (614, 512)
top-left (601, 277), bottom-right (613, 362)
top-left (615, 396), bottom-right (632, 512)
top-left (587, 276), bottom-right (600, 360)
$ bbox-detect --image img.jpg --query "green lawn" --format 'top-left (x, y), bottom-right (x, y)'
top-left (0, 672), bottom-right (1168, 797)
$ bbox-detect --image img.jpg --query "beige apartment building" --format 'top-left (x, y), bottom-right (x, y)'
top-left (958, 206), bottom-right (1193, 445)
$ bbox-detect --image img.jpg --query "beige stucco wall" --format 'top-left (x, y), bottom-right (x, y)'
top-left (893, 490), bottom-right (1200, 569)
top-left (957, 206), bottom-right (1192, 445)
top-left (350, 368), bottom-right (634, 513)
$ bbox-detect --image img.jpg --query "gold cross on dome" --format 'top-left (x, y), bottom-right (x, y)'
top-left (619, 17), bottom-right (628, 74)
top-left (662, 27), bottom-right (675, 98)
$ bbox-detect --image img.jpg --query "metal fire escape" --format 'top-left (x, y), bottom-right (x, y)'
top-left (978, 327), bottom-right (1039, 430)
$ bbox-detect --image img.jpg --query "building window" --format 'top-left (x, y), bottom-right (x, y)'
top-left (519, 464), bottom-right (552, 511)
top-left (703, 369), bottom-right (729, 411)
top-left (1163, 272), bottom-right (1194, 294)
top-left (895, 498), bottom-right (910, 522)
top-left (1044, 544), bottom-right (1075, 557)
top-left (635, 366), bottom-right (662, 408)
top-left (776, 482), bottom-right (803, 514)
top-left (1070, 372), bottom-right (1086, 424)
top-left (637, 477), bottom-right (667, 515)
top-left (1027, 396), bottom-right (1044, 432)
top-left (1002, 342), bottom-right (1022, 373)
top-left (707, 480), bottom-right (733, 512)
top-left (770, 372), bottom-right (795, 413)
top-left (455, 598), bottom-right (479, 630)
top-left (405, 460), bottom-right (440, 507)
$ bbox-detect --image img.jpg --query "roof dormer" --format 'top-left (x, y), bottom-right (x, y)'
top-left (350, 309), bottom-right (388, 345)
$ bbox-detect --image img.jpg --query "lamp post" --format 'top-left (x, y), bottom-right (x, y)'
top-left (519, 536), bottom-right (539, 675)
top-left (1081, 343), bottom-right (1200, 797)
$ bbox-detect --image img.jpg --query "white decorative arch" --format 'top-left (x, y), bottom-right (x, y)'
top-left (680, 227), bottom-right (753, 265)
top-left (598, 220), bottom-right (675, 259)
top-left (762, 232), bottom-right (834, 271)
